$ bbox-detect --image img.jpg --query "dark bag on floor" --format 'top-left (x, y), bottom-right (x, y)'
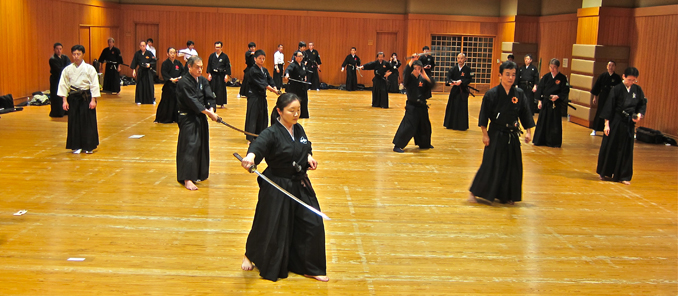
top-left (636, 127), bottom-right (663, 144)
top-left (0, 94), bottom-right (14, 109)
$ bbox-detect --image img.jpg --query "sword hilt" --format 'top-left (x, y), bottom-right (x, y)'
top-left (233, 153), bottom-right (256, 173)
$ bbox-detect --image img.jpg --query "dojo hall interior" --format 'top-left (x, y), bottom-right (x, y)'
top-left (1, 0), bottom-right (677, 295)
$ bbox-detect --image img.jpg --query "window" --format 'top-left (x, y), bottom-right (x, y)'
top-left (430, 35), bottom-right (494, 85)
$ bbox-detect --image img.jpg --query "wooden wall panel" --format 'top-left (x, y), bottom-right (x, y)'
top-left (0, 0), bottom-right (119, 101)
top-left (514, 17), bottom-right (539, 44)
top-left (576, 16), bottom-right (599, 44)
top-left (537, 14), bottom-right (578, 78)
top-left (629, 12), bottom-right (678, 136)
top-left (119, 5), bottom-right (407, 87)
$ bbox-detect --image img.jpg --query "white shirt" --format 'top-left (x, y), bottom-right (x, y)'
top-left (57, 62), bottom-right (101, 98)
top-left (146, 45), bottom-right (156, 57)
top-left (179, 48), bottom-right (198, 61)
top-left (274, 51), bottom-right (285, 65)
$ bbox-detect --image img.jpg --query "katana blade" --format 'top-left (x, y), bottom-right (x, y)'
top-left (406, 51), bottom-right (437, 59)
top-left (217, 117), bottom-right (259, 137)
top-left (233, 153), bottom-right (330, 220)
top-left (288, 78), bottom-right (312, 85)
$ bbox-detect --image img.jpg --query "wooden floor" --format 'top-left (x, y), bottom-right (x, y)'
top-left (0, 84), bottom-right (676, 295)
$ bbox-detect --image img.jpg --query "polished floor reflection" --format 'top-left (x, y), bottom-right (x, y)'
top-left (0, 85), bottom-right (676, 295)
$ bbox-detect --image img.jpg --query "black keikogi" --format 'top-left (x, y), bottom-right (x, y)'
top-left (590, 71), bottom-right (621, 132)
top-left (305, 48), bottom-right (322, 90)
top-left (387, 59), bottom-right (402, 93)
top-left (516, 63), bottom-right (540, 114)
top-left (154, 58), bottom-right (183, 123)
top-left (48, 53), bottom-right (71, 117)
top-left (243, 120), bottom-right (326, 282)
top-left (596, 83), bottom-right (646, 182)
top-left (362, 59), bottom-right (392, 108)
top-left (532, 72), bottom-right (570, 147)
top-left (245, 64), bottom-right (276, 142)
top-left (341, 54), bottom-right (361, 91)
top-left (285, 60), bottom-right (310, 118)
top-left (239, 50), bottom-right (256, 97)
top-left (443, 64), bottom-right (473, 130)
top-left (420, 54), bottom-right (435, 98)
top-left (98, 46), bottom-right (123, 93)
top-left (207, 52), bottom-right (232, 106)
top-left (175, 75), bottom-right (215, 184)
top-left (130, 49), bottom-right (156, 104)
top-left (392, 64), bottom-right (435, 149)
top-left (469, 84), bottom-right (535, 204)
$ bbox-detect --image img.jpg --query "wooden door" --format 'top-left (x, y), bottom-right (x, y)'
top-left (135, 23), bottom-right (159, 57)
top-left (376, 32), bottom-right (397, 57)
top-left (79, 27), bottom-right (91, 63)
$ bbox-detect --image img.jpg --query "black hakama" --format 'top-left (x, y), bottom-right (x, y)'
top-left (98, 47), bottom-right (122, 93)
top-left (285, 61), bottom-right (310, 118)
top-left (469, 85), bottom-right (535, 203)
top-left (49, 54), bottom-right (71, 117)
top-left (131, 50), bottom-right (156, 104)
top-left (596, 84), bottom-right (646, 182)
top-left (341, 54), bottom-right (360, 91)
top-left (65, 91), bottom-right (99, 151)
top-left (590, 72), bottom-right (622, 132)
top-left (392, 64), bottom-right (435, 149)
top-left (273, 63), bottom-right (284, 90)
top-left (176, 75), bottom-right (215, 184)
top-left (239, 51), bottom-right (255, 97)
top-left (443, 65), bottom-right (473, 130)
top-left (516, 64), bottom-right (540, 114)
top-left (533, 72), bottom-right (570, 148)
top-left (245, 120), bottom-right (326, 282)
top-left (245, 65), bottom-right (275, 142)
top-left (363, 60), bottom-right (391, 108)
top-left (387, 59), bottom-right (401, 93)
top-left (154, 59), bottom-right (183, 123)
top-left (207, 52), bottom-right (231, 106)
top-left (306, 49), bottom-right (322, 90)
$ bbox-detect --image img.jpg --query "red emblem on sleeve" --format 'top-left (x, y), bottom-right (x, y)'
top-left (555, 80), bottom-right (560, 85)
top-left (512, 96), bottom-right (518, 104)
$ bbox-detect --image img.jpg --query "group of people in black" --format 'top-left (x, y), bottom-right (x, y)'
top-left (48, 36), bottom-right (647, 284)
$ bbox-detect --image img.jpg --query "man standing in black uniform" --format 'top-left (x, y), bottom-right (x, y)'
top-left (420, 46), bottom-right (435, 98)
top-left (207, 41), bottom-right (231, 108)
top-left (306, 42), bottom-right (322, 91)
top-left (175, 56), bottom-right (219, 191)
top-left (239, 42), bottom-right (256, 98)
top-left (49, 42), bottom-right (71, 117)
top-left (392, 55), bottom-right (435, 153)
top-left (516, 54), bottom-right (540, 114)
top-left (98, 38), bottom-right (123, 95)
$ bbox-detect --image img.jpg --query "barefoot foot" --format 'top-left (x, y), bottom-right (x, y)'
top-left (241, 255), bottom-right (253, 271)
top-left (304, 274), bottom-right (329, 282)
top-left (621, 181), bottom-right (631, 185)
top-left (184, 180), bottom-right (198, 190)
top-left (467, 193), bottom-right (478, 203)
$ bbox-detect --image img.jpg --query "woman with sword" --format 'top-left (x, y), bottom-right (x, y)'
top-left (239, 93), bottom-right (328, 282)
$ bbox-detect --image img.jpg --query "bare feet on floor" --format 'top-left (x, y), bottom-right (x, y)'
top-left (241, 255), bottom-right (253, 271)
top-left (467, 192), bottom-right (478, 203)
top-left (621, 181), bottom-right (631, 185)
top-left (304, 275), bottom-right (329, 282)
top-left (184, 180), bottom-right (198, 190)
